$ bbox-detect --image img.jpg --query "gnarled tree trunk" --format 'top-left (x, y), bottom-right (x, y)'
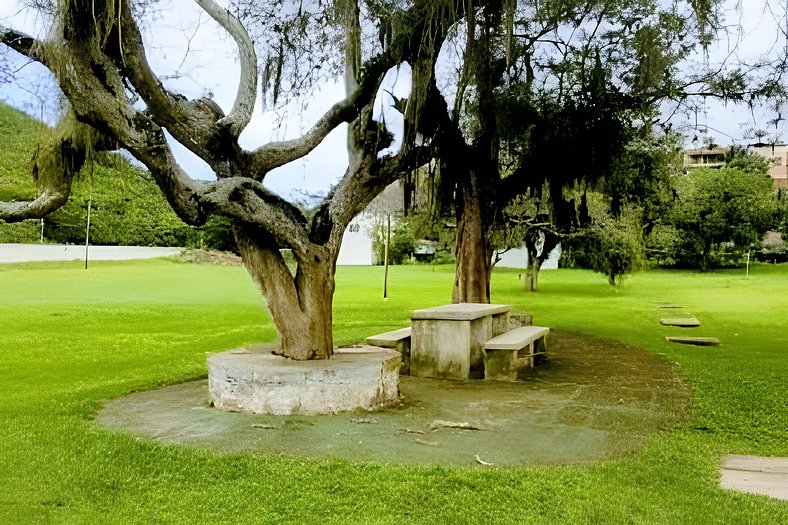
top-left (524, 231), bottom-right (559, 292)
top-left (235, 226), bottom-right (336, 360)
top-left (453, 171), bottom-right (492, 303)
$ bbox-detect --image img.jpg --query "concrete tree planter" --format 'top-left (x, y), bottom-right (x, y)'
top-left (208, 345), bottom-right (401, 415)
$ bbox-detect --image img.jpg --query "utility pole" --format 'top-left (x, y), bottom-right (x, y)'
top-left (84, 185), bottom-right (92, 270)
top-left (383, 213), bottom-right (390, 298)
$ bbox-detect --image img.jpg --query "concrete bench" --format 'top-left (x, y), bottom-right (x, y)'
top-left (483, 326), bottom-right (549, 381)
top-left (365, 327), bottom-right (411, 374)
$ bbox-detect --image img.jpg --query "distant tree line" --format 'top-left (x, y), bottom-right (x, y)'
top-left (397, 144), bottom-right (785, 282)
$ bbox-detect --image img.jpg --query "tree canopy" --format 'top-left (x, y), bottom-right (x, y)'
top-left (654, 154), bottom-right (779, 269)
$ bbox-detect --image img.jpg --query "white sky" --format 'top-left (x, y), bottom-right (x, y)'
top-left (1, 0), bottom-right (787, 198)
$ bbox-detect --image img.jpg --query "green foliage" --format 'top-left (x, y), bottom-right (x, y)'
top-left (369, 214), bottom-right (415, 264)
top-left (0, 103), bottom-right (204, 247)
top-left (757, 241), bottom-right (788, 264)
top-left (724, 146), bottom-right (769, 174)
top-left (707, 69), bottom-right (748, 101)
top-left (604, 132), bottom-right (683, 223)
top-left (494, 192), bottom-right (551, 252)
top-left (42, 153), bottom-right (194, 246)
top-left (32, 107), bottom-right (102, 192)
top-left (779, 189), bottom-right (788, 239)
top-left (657, 165), bottom-right (778, 269)
top-left (0, 103), bottom-right (45, 202)
top-left (628, 12), bottom-right (685, 96)
top-left (406, 209), bottom-right (456, 253)
top-left (196, 216), bottom-right (240, 254)
top-left (0, 219), bottom-right (40, 242)
top-left (0, 104), bottom-right (47, 243)
top-left (0, 260), bottom-right (786, 522)
top-left (562, 196), bottom-right (646, 285)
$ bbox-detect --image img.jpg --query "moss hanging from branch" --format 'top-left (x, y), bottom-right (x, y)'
top-left (689, 0), bottom-right (719, 47)
top-left (32, 109), bottom-right (102, 196)
top-left (503, 0), bottom-right (515, 68)
top-left (60, 0), bottom-right (122, 48)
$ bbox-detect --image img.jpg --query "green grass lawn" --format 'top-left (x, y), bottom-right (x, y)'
top-left (0, 259), bottom-right (786, 523)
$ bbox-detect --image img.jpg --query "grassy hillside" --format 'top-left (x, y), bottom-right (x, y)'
top-left (0, 103), bottom-right (45, 200)
top-left (0, 104), bottom-right (47, 241)
top-left (0, 103), bottom-right (193, 245)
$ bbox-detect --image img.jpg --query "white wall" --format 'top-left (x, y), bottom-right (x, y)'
top-left (495, 247), bottom-right (528, 269)
top-left (495, 244), bottom-right (561, 270)
top-left (336, 218), bottom-right (374, 265)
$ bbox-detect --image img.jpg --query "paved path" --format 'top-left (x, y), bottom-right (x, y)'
top-left (98, 332), bottom-right (692, 467)
top-left (721, 455), bottom-right (788, 501)
top-left (0, 243), bottom-right (182, 263)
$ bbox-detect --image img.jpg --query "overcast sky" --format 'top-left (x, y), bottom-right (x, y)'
top-left (1, 0), bottom-right (787, 199)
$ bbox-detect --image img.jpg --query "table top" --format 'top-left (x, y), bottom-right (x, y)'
top-left (411, 303), bottom-right (512, 321)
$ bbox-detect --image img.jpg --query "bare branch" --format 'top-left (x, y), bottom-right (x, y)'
top-left (194, 0), bottom-right (257, 136)
top-left (249, 62), bottom-right (388, 176)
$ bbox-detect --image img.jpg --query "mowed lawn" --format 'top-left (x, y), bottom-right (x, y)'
top-left (0, 259), bottom-right (785, 523)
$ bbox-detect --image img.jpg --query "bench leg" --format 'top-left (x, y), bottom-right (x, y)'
top-left (484, 349), bottom-right (518, 381)
top-left (534, 335), bottom-right (548, 365)
top-left (396, 340), bottom-right (411, 375)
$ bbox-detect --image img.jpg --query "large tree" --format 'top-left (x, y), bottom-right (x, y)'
top-left (412, 0), bottom-right (743, 303)
top-left (0, 0), bottom-right (471, 360)
top-left (656, 153), bottom-right (779, 269)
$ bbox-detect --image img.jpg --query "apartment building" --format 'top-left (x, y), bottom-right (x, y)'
top-left (684, 144), bottom-right (788, 187)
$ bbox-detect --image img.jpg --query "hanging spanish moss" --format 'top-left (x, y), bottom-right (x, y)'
top-left (32, 108), bottom-right (101, 196)
top-left (60, 0), bottom-right (120, 47)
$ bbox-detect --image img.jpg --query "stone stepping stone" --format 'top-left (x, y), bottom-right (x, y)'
top-left (665, 336), bottom-right (720, 346)
top-left (660, 316), bottom-right (700, 327)
top-left (721, 455), bottom-right (788, 501)
top-left (657, 303), bottom-right (683, 309)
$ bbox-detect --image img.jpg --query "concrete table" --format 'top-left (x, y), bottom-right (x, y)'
top-left (410, 303), bottom-right (512, 380)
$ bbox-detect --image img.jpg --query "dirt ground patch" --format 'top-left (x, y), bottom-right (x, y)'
top-left (179, 249), bottom-right (243, 266)
top-left (97, 331), bottom-right (690, 467)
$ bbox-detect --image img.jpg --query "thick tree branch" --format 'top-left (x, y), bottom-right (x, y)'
top-left (194, 0), bottom-right (257, 137)
top-left (248, 61), bottom-right (388, 176)
top-left (249, 0), bottom-right (476, 180)
top-left (0, 114), bottom-right (114, 223)
top-left (119, 115), bottom-right (208, 225)
top-left (315, 0), bottom-right (475, 248)
top-left (199, 177), bottom-right (311, 253)
top-left (118, 12), bottom-right (188, 124)
top-left (0, 24), bottom-right (46, 63)
top-left (117, 3), bottom-right (235, 177)
top-left (0, 189), bottom-right (70, 222)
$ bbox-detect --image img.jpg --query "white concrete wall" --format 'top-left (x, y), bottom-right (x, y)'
top-left (337, 181), bottom-right (402, 266)
top-left (337, 218), bottom-right (374, 265)
top-left (495, 247), bottom-right (528, 269)
top-left (0, 244), bottom-right (182, 263)
top-left (495, 244), bottom-right (561, 270)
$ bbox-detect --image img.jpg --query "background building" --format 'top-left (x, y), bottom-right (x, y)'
top-left (684, 144), bottom-right (788, 188)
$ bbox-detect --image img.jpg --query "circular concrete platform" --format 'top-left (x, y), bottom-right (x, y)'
top-left (208, 345), bottom-right (401, 415)
top-left (97, 331), bottom-right (691, 467)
